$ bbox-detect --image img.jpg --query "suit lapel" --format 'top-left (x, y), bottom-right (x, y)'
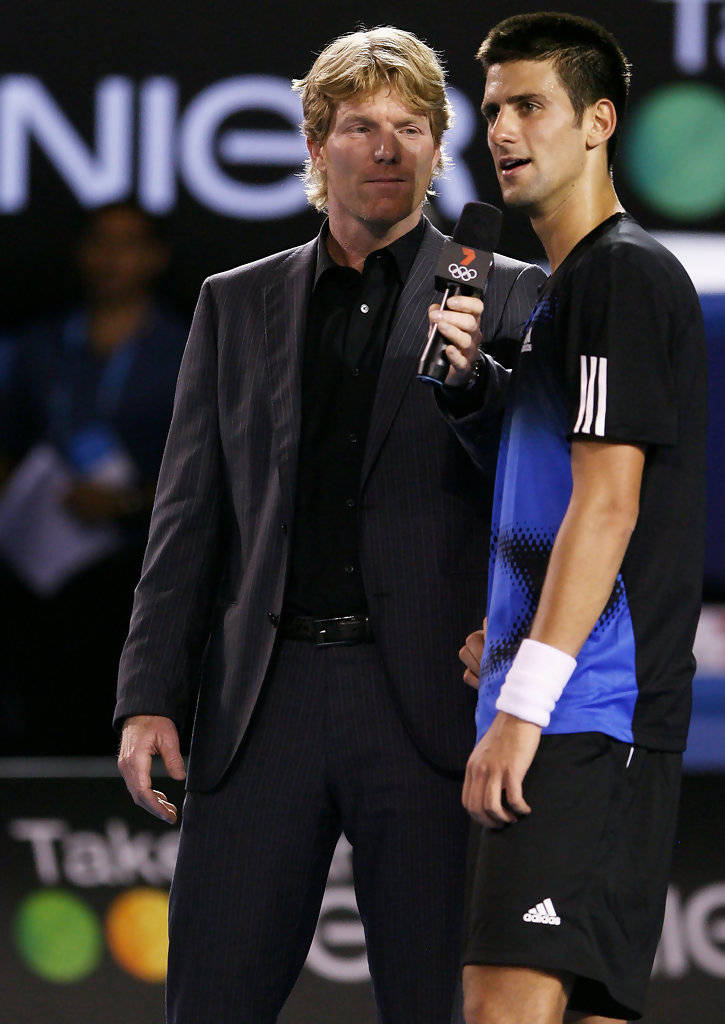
top-left (360, 219), bottom-right (444, 491)
top-left (263, 238), bottom-right (316, 510)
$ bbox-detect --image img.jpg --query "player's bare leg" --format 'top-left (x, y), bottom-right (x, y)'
top-left (463, 964), bottom-right (572, 1024)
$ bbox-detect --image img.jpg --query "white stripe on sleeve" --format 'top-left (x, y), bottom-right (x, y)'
top-left (573, 355), bottom-right (589, 432)
top-left (581, 355), bottom-right (598, 433)
top-left (594, 356), bottom-right (608, 436)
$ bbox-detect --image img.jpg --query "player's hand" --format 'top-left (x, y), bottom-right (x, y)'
top-left (428, 294), bottom-right (484, 388)
top-left (118, 715), bottom-right (186, 824)
top-left (459, 618), bottom-right (487, 689)
top-left (462, 711), bottom-right (540, 829)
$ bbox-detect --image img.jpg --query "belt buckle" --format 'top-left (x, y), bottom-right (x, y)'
top-left (314, 615), bottom-right (366, 647)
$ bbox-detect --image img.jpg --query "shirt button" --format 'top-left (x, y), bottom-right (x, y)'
top-left (345, 498), bottom-right (356, 509)
top-left (344, 564), bottom-right (356, 574)
top-left (281, 522), bottom-right (288, 534)
top-left (267, 611), bottom-right (280, 627)
top-left (351, 368), bottom-right (360, 377)
top-left (360, 303), bottom-right (369, 314)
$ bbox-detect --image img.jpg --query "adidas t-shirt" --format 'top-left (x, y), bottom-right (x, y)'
top-left (477, 213), bottom-right (707, 751)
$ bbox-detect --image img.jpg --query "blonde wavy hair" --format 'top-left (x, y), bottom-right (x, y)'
top-left (292, 27), bottom-right (453, 211)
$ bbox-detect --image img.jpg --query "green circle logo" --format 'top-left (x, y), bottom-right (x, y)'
top-left (13, 890), bottom-right (103, 983)
top-left (623, 83), bottom-right (725, 220)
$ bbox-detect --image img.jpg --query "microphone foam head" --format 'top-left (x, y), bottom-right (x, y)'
top-left (452, 202), bottom-right (503, 252)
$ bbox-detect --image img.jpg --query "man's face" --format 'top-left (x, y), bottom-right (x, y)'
top-left (79, 207), bottom-right (167, 303)
top-left (308, 89), bottom-right (440, 234)
top-left (482, 58), bottom-right (589, 217)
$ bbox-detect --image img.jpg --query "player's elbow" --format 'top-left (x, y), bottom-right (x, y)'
top-left (586, 493), bottom-right (640, 541)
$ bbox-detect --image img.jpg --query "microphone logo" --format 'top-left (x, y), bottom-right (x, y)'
top-left (447, 263), bottom-right (478, 282)
top-left (460, 247), bottom-right (476, 266)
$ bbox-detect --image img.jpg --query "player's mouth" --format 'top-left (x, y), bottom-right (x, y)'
top-left (499, 157), bottom-right (531, 178)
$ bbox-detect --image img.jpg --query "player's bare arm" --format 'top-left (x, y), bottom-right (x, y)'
top-left (463, 440), bottom-right (645, 827)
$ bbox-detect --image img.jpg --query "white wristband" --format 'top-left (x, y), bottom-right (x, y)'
top-left (495, 638), bottom-right (577, 728)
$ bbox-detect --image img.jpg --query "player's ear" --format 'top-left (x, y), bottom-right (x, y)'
top-left (586, 98), bottom-right (616, 153)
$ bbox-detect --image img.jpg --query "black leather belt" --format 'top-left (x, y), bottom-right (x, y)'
top-left (280, 613), bottom-right (373, 646)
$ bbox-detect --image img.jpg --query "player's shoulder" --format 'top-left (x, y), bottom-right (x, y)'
top-left (568, 214), bottom-right (697, 299)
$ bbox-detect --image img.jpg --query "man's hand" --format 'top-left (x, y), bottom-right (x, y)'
top-left (118, 715), bottom-right (186, 824)
top-left (460, 618), bottom-right (487, 689)
top-left (462, 711), bottom-right (540, 829)
top-left (428, 294), bottom-right (484, 388)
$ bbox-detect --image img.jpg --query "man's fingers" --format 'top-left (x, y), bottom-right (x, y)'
top-left (158, 731), bottom-right (186, 781)
top-left (465, 629), bottom-right (485, 660)
top-left (463, 668), bottom-right (480, 689)
top-left (503, 775), bottom-right (532, 817)
top-left (463, 766), bottom-right (507, 829)
top-left (445, 294), bottom-right (484, 317)
top-left (132, 787), bottom-right (178, 823)
top-left (483, 776), bottom-right (517, 826)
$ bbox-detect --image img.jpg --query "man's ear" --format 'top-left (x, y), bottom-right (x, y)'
top-left (586, 98), bottom-right (617, 153)
top-left (307, 137), bottom-right (325, 171)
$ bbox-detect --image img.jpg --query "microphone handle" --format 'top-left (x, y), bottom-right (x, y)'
top-left (417, 283), bottom-right (479, 385)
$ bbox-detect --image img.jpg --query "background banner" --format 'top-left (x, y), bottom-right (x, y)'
top-left (1, 761), bottom-right (724, 1023)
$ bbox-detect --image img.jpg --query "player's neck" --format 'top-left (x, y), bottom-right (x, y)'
top-left (532, 177), bottom-right (623, 273)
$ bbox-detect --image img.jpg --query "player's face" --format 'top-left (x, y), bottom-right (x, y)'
top-left (308, 89), bottom-right (440, 234)
top-left (482, 58), bottom-right (589, 217)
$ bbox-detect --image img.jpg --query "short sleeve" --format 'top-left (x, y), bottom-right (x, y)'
top-left (561, 250), bottom-right (677, 446)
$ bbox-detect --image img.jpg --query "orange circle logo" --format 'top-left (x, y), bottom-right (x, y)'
top-left (105, 887), bottom-right (169, 982)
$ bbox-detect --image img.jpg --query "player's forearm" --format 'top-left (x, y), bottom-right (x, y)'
top-left (528, 494), bottom-right (639, 658)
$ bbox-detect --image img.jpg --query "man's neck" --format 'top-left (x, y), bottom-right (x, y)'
top-left (532, 179), bottom-right (623, 272)
top-left (326, 207), bottom-right (423, 271)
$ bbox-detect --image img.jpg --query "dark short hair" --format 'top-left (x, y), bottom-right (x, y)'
top-left (477, 12), bottom-right (631, 168)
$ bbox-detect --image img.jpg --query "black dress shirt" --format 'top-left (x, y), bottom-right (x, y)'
top-left (284, 218), bottom-right (425, 617)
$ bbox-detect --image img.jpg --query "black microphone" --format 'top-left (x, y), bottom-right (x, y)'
top-left (417, 201), bottom-right (503, 386)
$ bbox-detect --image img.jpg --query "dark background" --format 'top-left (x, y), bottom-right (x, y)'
top-left (2, 0), bottom-right (723, 590)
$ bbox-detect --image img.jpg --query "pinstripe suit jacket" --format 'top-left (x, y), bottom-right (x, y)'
top-left (115, 218), bottom-right (545, 789)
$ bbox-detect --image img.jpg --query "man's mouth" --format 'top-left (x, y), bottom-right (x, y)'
top-left (499, 157), bottom-right (531, 177)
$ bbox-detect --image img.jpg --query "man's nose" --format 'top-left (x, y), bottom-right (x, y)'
top-left (373, 131), bottom-right (400, 162)
top-left (489, 108), bottom-right (517, 147)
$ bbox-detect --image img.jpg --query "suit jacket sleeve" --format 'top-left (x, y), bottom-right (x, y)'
top-left (114, 279), bottom-right (224, 730)
top-left (437, 260), bottom-right (546, 471)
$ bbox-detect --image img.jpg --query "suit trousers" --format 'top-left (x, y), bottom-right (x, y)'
top-left (166, 638), bottom-right (470, 1023)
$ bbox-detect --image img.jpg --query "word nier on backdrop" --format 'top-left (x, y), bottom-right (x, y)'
top-left (0, 76), bottom-right (478, 219)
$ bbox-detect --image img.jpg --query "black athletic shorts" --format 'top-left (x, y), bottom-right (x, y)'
top-left (462, 732), bottom-right (682, 1020)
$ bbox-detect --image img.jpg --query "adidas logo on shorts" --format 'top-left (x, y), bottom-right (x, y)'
top-left (523, 898), bottom-right (561, 926)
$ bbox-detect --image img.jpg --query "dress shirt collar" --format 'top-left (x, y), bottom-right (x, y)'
top-left (314, 215), bottom-right (426, 286)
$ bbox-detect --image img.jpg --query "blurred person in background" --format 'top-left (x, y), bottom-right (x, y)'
top-left (0, 201), bottom-right (187, 755)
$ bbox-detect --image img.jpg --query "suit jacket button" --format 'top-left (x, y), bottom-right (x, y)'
top-left (268, 612), bottom-right (280, 627)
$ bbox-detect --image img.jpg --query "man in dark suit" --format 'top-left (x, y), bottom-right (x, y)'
top-left (116, 27), bottom-right (544, 1024)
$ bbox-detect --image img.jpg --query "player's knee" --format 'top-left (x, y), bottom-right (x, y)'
top-left (462, 980), bottom-right (500, 1024)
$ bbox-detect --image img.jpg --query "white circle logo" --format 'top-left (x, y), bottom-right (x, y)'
top-left (448, 263), bottom-right (478, 282)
